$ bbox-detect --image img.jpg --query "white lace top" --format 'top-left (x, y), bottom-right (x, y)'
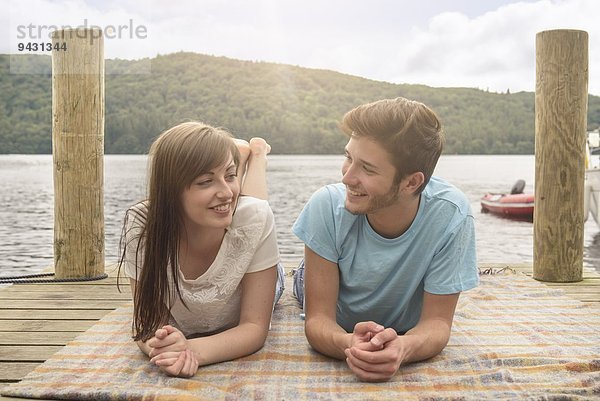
top-left (123, 196), bottom-right (280, 337)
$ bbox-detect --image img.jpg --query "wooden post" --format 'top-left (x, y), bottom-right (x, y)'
top-left (51, 28), bottom-right (105, 279)
top-left (534, 29), bottom-right (588, 282)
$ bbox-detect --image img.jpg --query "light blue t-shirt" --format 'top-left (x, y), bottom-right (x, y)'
top-left (292, 177), bottom-right (478, 333)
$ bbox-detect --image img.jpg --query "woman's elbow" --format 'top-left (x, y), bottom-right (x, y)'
top-left (246, 322), bottom-right (270, 352)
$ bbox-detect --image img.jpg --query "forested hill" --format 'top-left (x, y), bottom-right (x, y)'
top-left (1, 52), bottom-right (599, 154)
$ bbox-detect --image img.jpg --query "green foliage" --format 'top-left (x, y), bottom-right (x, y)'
top-left (1, 52), bottom-right (600, 154)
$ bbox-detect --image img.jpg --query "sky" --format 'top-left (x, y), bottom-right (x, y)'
top-left (2, 0), bottom-right (599, 95)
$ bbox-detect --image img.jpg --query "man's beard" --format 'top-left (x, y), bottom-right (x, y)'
top-left (345, 183), bottom-right (400, 215)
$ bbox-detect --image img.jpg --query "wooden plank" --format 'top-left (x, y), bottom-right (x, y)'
top-left (525, 273), bottom-right (600, 282)
top-left (0, 300), bottom-right (127, 310)
top-left (447, 262), bottom-right (600, 276)
top-left (564, 290), bottom-right (600, 301)
top-left (543, 281), bottom-right (600, 287)
top-left (518, 271), bottom-right (600, 279)
top-left (0, 331), bottom-right (80, 346)
top-left (555, 284), bottom-right (600, 290)
top-left (2, 284), bottom-right (129, 293)
top-left (547, 287), bottom-right (600, 293)
top-left (546, 279), bottom-right (600, 284)
top-left (570, 296), bottom-right (600, 303)
top-left (559, 289), bottom-right (600, 295)
top-left (0, 291), bottom-right (130, 300)
top-left (0, 320), bottom-right (97, 332)
top-left (0, 362), bottom-right (39, 381)
top-left (543, 284), bottom-right (600, 292)
top-left (563, 296), bottom-right (600, 301)
top-left (0, 346), bottom-right (63, 362)
top-left (0, 309), bottom-right (111, 320)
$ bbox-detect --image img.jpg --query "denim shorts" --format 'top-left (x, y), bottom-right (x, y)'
top-left (274, 262), bottom-right (286, 306)
top-left (291, 259), bottom-right (305, 310)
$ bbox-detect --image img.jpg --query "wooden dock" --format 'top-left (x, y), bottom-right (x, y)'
top-left (483, 263), bottom-right (600, 303)
top-left (1, 263), bottom-right (599, 401)
top-left (0, 265), bottom-right (130, 401)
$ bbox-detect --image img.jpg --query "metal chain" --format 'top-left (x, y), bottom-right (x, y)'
top-left (0, 273), bottom-right (109, 284)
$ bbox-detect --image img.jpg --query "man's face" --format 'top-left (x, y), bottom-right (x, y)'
top-left (341, 136), bottom-right (401, 215)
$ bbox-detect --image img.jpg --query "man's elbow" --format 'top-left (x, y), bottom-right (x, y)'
top-left (405, 321), bottom-right (452, 362)
top-left (429, 326), bottom-right (452, 358)
top-left (433, 336), bottom-right (450, 357)
top-left (304, 317), bottom-right (321, 352)
top-left (304, 317), bottom-right (347, 360)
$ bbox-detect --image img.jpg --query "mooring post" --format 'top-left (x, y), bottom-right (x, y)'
top-left (51, 28), bottom-right (105, 279)
top-left (534, 29), bottom-right (588, 282)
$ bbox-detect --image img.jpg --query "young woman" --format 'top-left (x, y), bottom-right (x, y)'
top-left (118, 121), bottom-right (283, 378)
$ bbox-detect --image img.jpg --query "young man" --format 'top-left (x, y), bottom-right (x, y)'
top-left (292, 97), bottom-right (478, 382)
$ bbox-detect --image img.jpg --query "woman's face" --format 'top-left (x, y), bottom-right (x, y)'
top-left (180, 155), bottom-right (240, 231)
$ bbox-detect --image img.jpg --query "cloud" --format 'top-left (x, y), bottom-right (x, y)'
top-left (382, 0), bottom-right (600, 94)
top-left (3, 0), bottom-right (599, 95)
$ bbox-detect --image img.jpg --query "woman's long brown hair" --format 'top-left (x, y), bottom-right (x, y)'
top-left (118, 122), bottom-right (240, 341)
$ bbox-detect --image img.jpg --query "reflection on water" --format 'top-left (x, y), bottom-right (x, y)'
top-left (586, 231), bottom-right (600, 260)
top-left (1, 154), bottom-right (599, 276)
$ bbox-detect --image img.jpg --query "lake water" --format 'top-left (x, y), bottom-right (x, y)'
top-left (1, 154), bottom-right (599, 276)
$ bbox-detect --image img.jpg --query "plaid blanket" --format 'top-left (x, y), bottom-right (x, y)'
top-left (2, 273), bottom-right (599, 400)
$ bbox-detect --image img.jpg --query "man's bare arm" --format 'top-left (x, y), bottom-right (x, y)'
top-left (303, 246), bottom-right (353, 359)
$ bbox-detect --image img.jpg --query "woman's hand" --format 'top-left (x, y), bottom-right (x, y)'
top-left (147, 325), bottom-right (187, 358)
top-left (152, 349), bottom-right (199, 377)
top-left (147, 325), bottom-right (199, 378)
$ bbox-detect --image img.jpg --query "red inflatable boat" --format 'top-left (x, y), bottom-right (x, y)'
top-left (480, 180), bottom-right (534, 220)
top-left (480, 193), bottom-right (534, 219)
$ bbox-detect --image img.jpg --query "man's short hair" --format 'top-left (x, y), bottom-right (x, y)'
top-left (340, 97), bottom-right (444, 194)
